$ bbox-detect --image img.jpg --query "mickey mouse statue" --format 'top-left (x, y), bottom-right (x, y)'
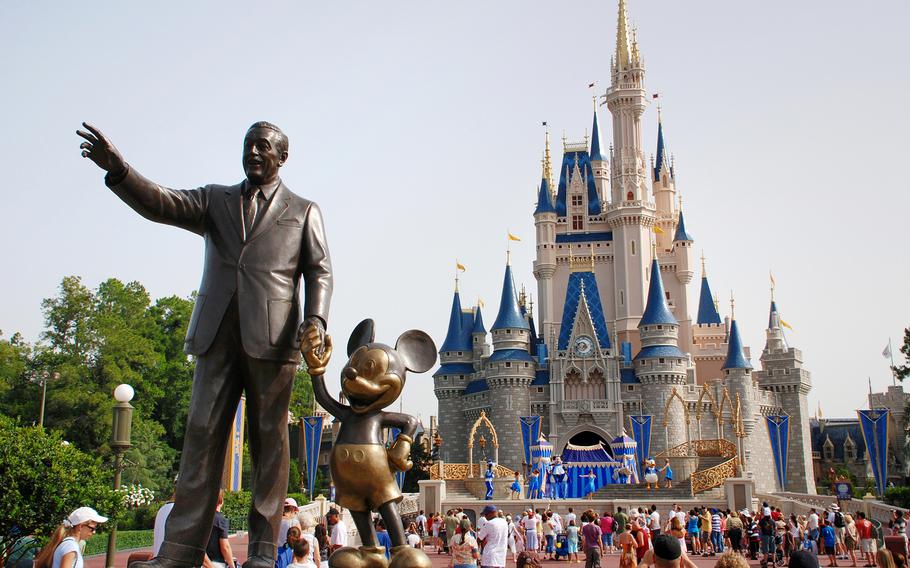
top-left (302, 319), bottom-right (436, 568)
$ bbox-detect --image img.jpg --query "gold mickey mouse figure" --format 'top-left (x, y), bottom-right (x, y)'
top-left (301, 319), bottom-right (436, 568)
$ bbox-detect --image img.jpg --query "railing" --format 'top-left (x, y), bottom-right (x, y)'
top-left (690, 456), bottom-right (737, 494)
top-left (655, 439), bottom-right (738, 494)
top-left (429, 462), bottom-right (516, 480)
top-left (656, 438), bottom-right (737, 459)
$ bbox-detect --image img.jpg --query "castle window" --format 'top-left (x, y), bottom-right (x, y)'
top-left (844, 439), bottom-right (857, 462)
top-left (768, 369), bottom-right (773, 376)
top-left (620, 290), bottom-right (625, 305)
top-left (572, 215), bottom-right (583, 230)
top-left (505, 362), bottom-right (511, 368)
top-left (657, 325), bottom-right (663, 330)
top-left (659, 358), bottom-right (665, 364)
top-left (627, 386), bottom-right (634, 391)
top-left (571, 195), bottom-right (583, 206)
top-left (459, 375), bottom-right (464, 380)
top-left (631, 240), bottom-right (636, 255)
top-left (665, 291), bottom-right (670, 300)
top-left (822, 438), bottom-right (835, 461)
top-left (457, 351), bottom-right (462, 356)
top-left (524, 363), bottom-right (529, 367)
top-left (537, 387), bottom-right (544, 393)
top-left (626, 191), bottom-right (633, 200)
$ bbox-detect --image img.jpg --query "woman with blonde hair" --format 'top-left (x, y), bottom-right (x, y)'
top-left (34, 507), bottom-right (107, 568)
top-left (844, 514), bottom-right (858, 568)
top-left (876, 549), bottom-right (897, 568)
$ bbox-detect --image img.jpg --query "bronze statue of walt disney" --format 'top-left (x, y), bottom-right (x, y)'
top-left (302, 319), bottom-right (435, 568)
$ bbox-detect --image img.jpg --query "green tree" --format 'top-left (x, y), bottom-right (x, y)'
top-left (0, 416), bottom-right (121, 558)
top-left (893, 327), bottom-right (910, 382)
top-left (288, 370), bottom-right (314, 422)
top-left (403, 435), bottom-right (433, 493)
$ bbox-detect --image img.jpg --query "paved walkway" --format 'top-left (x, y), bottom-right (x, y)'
top-left (86, 534), bottom-right (776, 568)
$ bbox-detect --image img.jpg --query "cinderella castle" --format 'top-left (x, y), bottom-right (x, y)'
top-left (432, 0), bottom-right (816, 495)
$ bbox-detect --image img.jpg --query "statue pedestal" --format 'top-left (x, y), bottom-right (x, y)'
top-left (419, 479), bottom-right (446, 514)
top-left (724, 477), bottom-right (755, 512)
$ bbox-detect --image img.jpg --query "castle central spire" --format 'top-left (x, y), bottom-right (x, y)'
top-left (615, 0), bottom-right (632, 70)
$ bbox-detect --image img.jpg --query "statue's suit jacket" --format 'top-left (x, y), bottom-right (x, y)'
top-left (108, 167), bottom-right (332, 363)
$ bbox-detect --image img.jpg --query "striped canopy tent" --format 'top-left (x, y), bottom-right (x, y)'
top-left (530, 433), bottom-right (553, 494)
top-left (609, 431), bottom-right (640, 484)
top-left (559, 441), bottom-right (619, 497)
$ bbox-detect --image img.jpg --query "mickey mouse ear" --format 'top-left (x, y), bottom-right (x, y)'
top-left (347, 319), bottom-right (375, 356)
top-left (395, 330), bottom-right (437, 373)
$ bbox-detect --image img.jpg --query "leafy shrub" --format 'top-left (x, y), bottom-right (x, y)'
top-left (83, 530), bottom-right (153, 556)
top-left (0, 417), bottom-right (121, 557)
top-left (884, 486), bottom-right (910, 509)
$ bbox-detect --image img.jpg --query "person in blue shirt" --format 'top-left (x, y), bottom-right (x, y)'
top-left (275, 526), bottom-right (301, 568)
top-left (484, 461), bottom-right (495, 500)
top-left (821, 519), bottom-right (837, 567)
top-left (375, 519), bottom-right (392, 560)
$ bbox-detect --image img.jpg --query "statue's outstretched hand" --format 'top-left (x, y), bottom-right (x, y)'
top-left (77, 122), bottom-right (126, 175)
top-left (302, 326), bottom-right (332, 376)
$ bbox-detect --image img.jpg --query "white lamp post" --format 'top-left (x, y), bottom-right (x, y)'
top-left (106, 384), bottom-right (134, 568)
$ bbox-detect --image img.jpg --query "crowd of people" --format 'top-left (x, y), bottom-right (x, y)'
top-left (415, 503), bottom-right (910, 568)
top-left (27, 499), bottom-right (910, 568)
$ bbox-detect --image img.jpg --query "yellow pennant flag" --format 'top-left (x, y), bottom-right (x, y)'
top-left (769, 271), bottom-right (776, 288)
top-left (456, 262), bottom-right (466, 272)
top-left (508, 232), bottom-right (522, 242)
top-left (653, 226), bottom-right (664, 234)
top-left (780, 318), bottom-right (793, 331)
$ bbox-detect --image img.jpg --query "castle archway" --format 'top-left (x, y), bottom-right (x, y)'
top-left (555, 423), bottom-right (615, 459)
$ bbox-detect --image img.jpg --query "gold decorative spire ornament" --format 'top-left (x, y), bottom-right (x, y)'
top-left (615, 0), bottom-right (632, 69)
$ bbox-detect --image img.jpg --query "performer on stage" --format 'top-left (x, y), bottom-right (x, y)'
top-left (509, 472), bottom-right (522, 499)
top-left (581, 468), bottom-right (597, 500)
top-left (545, 464), bottom-right (555, 499)
top-left (528, 468), bottom-right (541, 499)
top-left (550, 457), bottom-right (567, 499)
top-left (643, 459), bottom-right (659, 490)
top-left (484, 460), bottom-right (495, 500)
top-left (660, 458), bottom-right (674, 489)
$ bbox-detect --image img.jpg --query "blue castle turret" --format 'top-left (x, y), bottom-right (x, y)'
top-left (697, 271), bottom-right (722, 325)
top-left (634, 257), bottom-right (688, 454)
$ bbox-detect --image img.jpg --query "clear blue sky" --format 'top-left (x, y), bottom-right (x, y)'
top-left (2, 0), bottom-right (908, 421)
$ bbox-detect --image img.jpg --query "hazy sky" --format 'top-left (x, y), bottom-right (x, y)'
top-left (2, 0), bottom-right (908, 423)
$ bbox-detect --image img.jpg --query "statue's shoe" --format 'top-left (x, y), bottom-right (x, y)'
top-left (388, 545), bottom-right (432, 568)
top-left (328, 546), bottom-right (388, 568)
top-left (129, 559), bottom-right (195, 568)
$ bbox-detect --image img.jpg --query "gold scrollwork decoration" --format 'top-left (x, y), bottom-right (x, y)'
top-left (662, 387), bottom-right (690, 427)
top-left (429, 462), bottom-right (515, 480)
top-left (466, 410), bottom-right (499, 449)
top-left (691, 456), bottom-right (738, 493)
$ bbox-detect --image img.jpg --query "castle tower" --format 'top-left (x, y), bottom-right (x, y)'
top-left (590, 107), bottom-right (610, 204)
top-left (754, 296), bottom-right (817, 493)
top-left (691, 256), bottom-right (728, 383)
top-left (671, 207), bottom-right (695, 350)
top-left (533, 134), bottom-right (559, 349)
top-left (432, 285), bottom-right (475, 462)
top-left (471, 302), bottom-right (490, 363)
top-left (486, 261), bottom-right (535, 468)
top-left (605, 0), bottom-right (655, 350)
top-left (652, 111), bottom-right (677, 249)
top-left (634, 257), bottom-right (688, 455)
top-left (721, 307), bottom-right (757, 475)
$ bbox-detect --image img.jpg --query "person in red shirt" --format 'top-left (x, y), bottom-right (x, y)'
top-left (600, 513), bottom-right (616, 553)
top-left (855, 512), bottom-right (875, 567)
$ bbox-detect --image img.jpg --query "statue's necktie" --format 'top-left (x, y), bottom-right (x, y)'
top-left (243, 188), bottom-right (260, 240)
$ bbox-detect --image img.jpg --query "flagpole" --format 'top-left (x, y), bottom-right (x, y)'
top-left (889, 337), bottom-right (896, 386)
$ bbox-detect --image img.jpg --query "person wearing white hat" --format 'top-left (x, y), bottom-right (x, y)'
top-left (278, 498), bottom-right (301, 547)
top-left (34, 507), bottom-right (108, 568)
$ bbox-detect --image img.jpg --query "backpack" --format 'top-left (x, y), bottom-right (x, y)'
top-left (517, 551), bottom-right (542, 568)
top-left (834, 512), bottom-right (845, 528)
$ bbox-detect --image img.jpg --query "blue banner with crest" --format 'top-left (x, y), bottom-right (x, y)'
top-left (765, 414), bottom-right (789, 491)
top-left (520, 416), bottom-right (541, 466)
top-left (629, 415), bottom-right (652, 467)
top-left (303, 416), bottom-right (324, 498)
top-left (857, 408), bottom-right (890, 496)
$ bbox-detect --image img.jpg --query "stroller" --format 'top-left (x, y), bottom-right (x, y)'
top-left (555, 532), bottom-right (569, 560)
